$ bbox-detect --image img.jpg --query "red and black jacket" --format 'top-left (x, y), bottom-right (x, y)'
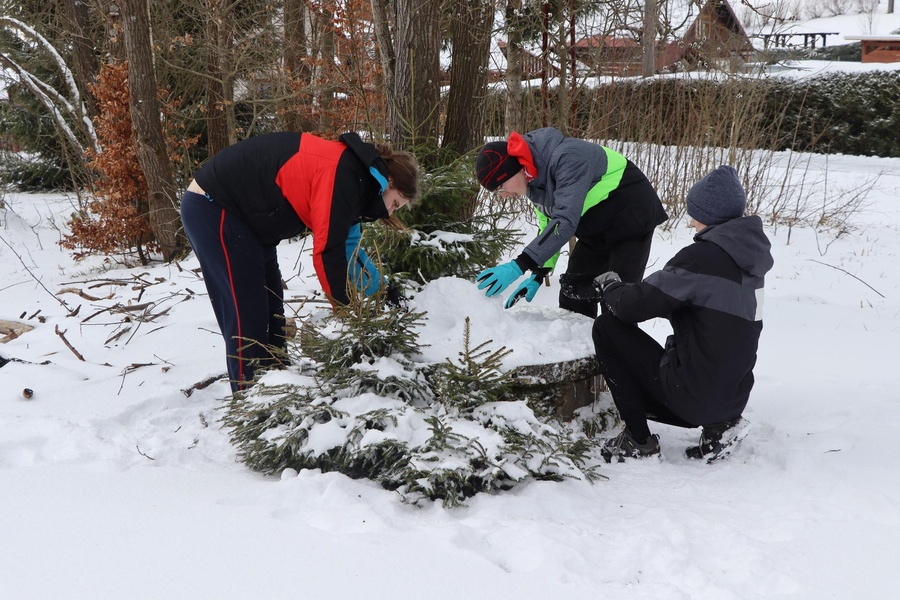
top-left (194, 132), bottom-right (389, 305)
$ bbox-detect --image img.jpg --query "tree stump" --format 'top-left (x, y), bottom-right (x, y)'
top-left (506, 355), bottom-right (604, 420)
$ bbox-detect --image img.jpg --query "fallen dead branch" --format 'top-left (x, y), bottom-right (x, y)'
top-left (807, 259), bottom-right (885, 299)
top-left (0, 319), bottom-right (34, 343)
top-left (104, 325), bottom-right (132, 345)
top-left (135, 445), bottom-right (155, 461)
top-left (182, 373), bottom-right (229, 397)
top-left (122, 362), bottom-right (156, 374)
top-left (57, 287), bottom-right (110, 302)
top-left (112, 301), bottom-right (156, 313)
top-left (54, 325), bottom-right (85, 361)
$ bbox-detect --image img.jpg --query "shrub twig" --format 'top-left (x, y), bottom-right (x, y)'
top-left (807, 259), bottom-right (885, 298)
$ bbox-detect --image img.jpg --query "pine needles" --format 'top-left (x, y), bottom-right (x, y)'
top-left (223, 304), bottom-right (610, 507)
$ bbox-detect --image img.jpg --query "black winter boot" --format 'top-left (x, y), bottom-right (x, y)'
top-left (601, 429), bottom-right (661, 463)
top-left (685, 417), bottom-right (751, 463)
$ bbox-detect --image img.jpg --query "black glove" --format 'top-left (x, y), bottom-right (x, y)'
top-left (560, 272), bottom-right (600, 301)
top-left (384, 281), bottom-right (406, 308)
top-left (560, 271), bottom-right (622, 302)
top-left (594, 271), bottom-right (622, 293)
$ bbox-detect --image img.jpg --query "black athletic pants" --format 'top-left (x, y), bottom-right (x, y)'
top-left (591, 313), bottom-right (693, 443)
top-left (559, 230), bottom-right (654, 318)
top-left (181, 191), bottom-right (286, 393)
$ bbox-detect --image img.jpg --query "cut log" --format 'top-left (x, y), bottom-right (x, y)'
top-left (0, 320), bottom-right (34, 344)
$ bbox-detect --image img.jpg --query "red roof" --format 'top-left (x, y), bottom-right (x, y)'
top-left (573, 35), bottom-right (640, 49)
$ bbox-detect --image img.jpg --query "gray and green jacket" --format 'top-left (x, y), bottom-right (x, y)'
top-left (603, 215), bottom-right (774, 425)
top-left (515, 127), bottom-right (667, 271)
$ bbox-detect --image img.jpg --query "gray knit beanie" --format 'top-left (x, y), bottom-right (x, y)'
top-left (686, 165), bottom-right (747, 226)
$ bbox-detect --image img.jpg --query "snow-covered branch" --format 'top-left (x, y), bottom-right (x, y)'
top-left (0, 54), bottom-right (85, 154)
top-left (0, 15), bottom-right (99, 153)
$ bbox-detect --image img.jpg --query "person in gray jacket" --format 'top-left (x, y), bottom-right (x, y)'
top-left (474, 127), bottom-right (668, 317)
top-left (561, 165), bottom-right (774, 463)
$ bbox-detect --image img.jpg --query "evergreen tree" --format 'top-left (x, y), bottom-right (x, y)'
top-left (224, 299), bottom-right (609, 507)
top-left (368, 148), bottom-right (521, 283)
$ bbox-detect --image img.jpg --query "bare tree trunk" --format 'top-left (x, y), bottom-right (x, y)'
top-left (568, 6), bottom-right (578, 135)
top-left (391, 0), bottom-right (441, 149)
top-left (370, 0), bottom-right (396, 104)
top-left (442, 0), bottom-right (495, 155)
top-left (540, 1), bottom-right (550, 127)
top-left (888, 0), bottom-right (894, 13)
top-left (504, 0), bottom-right (524, 135)
top-left (63, 0), bottom-right (99, 121)
top-left (222, 20), bottom-right (236, 147)
top-left (642, 0), bottom-right (658, 77)
top-left (121, 0), bottom-right (183, 260)
top-left (205, 0), bottom-right (229, 155)
top-left (555, 3), bottom-right (569, 134)
top-left (99, 0), bottom-right (126, 61)
top-left (316, 7), bottom-right (336, 133)
top-left (283, 0), bottom-right (312, 131)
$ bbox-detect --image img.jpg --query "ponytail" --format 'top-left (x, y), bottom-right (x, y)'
top-left (375, 142), bottom-right (420, 203)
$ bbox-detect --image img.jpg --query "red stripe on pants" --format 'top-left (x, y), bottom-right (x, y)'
top-left (219, 209), bottom-right (245, 387)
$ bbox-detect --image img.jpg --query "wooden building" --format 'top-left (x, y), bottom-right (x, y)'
top-left (495, 41), bottom-right (561, 81)
top-left (570, 36), bottom-right (643, 77)
top-left (660, 0), bottom-right (754, 71)
top-left (493, 0), bottom-right (755, 80)
top-left (571, 0), bottom-right (754, 75)
top-left (845, 36), bottom-right (900, 63)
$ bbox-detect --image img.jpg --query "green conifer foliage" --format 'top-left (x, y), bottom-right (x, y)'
top-left (223, 300), bottom-right (608, 507)
top-left (368, 149), bottom-right (521, 283)
top-left (429, 317), bottom-right (512, 412)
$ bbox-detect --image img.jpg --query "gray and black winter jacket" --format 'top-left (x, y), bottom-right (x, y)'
top-left (516, 128), bottom-right (667, 271)
top-left (602, 215), bottom-right (775, 425)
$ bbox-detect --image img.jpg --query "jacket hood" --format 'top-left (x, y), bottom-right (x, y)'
top-left (338, 132), bottom-right (389, 220)
top-left (696, 215), bottom-right (774, 277)
top-left (522, 128), bottom-right (565, 187)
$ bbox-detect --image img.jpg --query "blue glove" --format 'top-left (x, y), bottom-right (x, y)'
top-left (504, 274), bottom-right (542, 309)
top-left (476, 261), bottom-right (524, 297)
top-left (346, 223), bottom-right (381, 297)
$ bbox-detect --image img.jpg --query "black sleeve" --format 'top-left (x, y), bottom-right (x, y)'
top-left (604, 247), bottom-right (696, 323)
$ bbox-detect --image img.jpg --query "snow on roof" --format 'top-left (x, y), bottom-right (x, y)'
top-left (751, 10), bottom-right (900, 43)
top-left (845, 34), bottom-right (900, 39)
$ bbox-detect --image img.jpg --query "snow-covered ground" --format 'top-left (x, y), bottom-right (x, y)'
top-left (2, 150), bottom-right (900, 599)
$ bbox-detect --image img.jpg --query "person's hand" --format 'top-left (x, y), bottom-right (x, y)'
top-left (593, 271), bottom-right (622, 293)
top-left (384, 281), bottom-right (406, 309)
top-left (504, 274), bottom-right (542, 308)
top-left (560, 271), bottom-right (622, 301)
top-left (476, 261), bottom-right (524, 297)
top-left (560, 272), bottom-right (601, 301)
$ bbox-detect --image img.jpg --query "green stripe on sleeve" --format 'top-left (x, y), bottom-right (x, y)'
top-left (581, 147), bottom-right (627, 215)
